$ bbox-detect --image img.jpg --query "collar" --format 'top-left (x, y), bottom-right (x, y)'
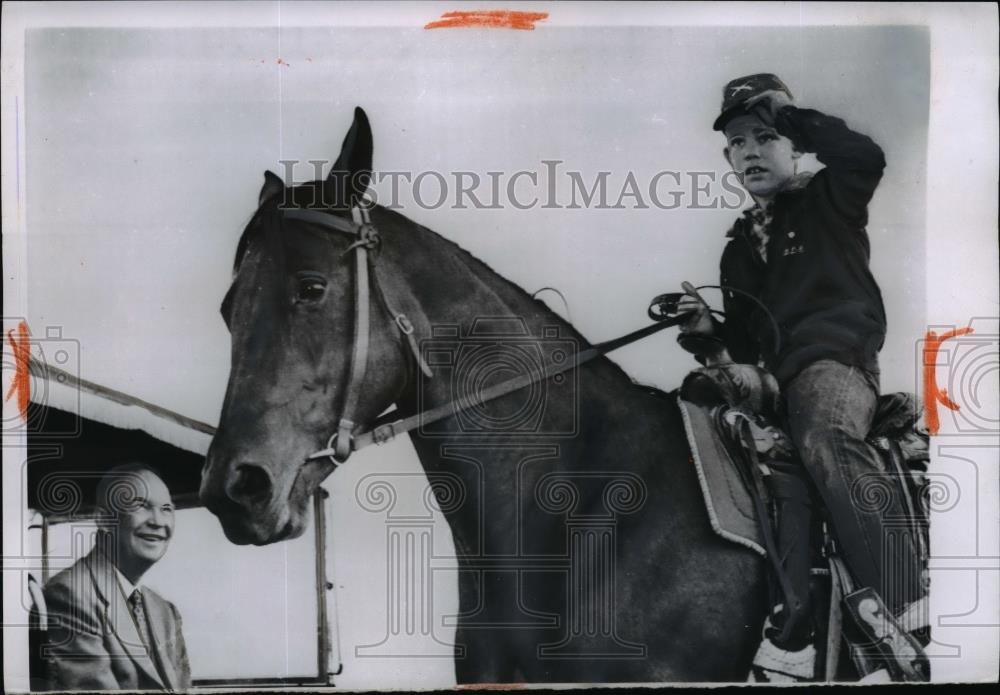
top-left (726, 171), bottom-right (814, 238)
top-left (114, 564), bottom-right (141, 597)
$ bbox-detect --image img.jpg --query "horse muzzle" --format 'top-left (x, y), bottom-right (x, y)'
top-left (202, 436), bottom-right (341, 544)
top-left (213, 505), bottom-right (303, 546)
top-left (200, 454), bottom-right (301, 544)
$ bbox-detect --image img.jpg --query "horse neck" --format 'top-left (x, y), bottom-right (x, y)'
top-left (375, 208), bottom-right (667, 552)
top-left (386, 214), bottom-right (580, 341)
top-left (377, 206), bottom-right (633, 408)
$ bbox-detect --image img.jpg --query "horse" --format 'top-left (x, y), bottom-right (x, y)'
top-left (200, 107), bottom-right (768, 683)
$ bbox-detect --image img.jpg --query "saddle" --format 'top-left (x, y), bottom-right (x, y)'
top-left (678, 363), bottom-right (930, 682)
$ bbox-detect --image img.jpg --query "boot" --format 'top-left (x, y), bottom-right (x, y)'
top-left (765, 460), bottom-right (814, 651)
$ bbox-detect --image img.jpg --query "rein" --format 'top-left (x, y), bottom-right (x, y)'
top-left (287, 205), bottom-right (685, 467)
top-left (312, 314), bottom-right (685, 461)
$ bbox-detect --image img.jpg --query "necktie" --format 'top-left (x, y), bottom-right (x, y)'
top-left (128, 589), bottom-right (170, 686)
top-left (128, 589), bottom-right (152, 653)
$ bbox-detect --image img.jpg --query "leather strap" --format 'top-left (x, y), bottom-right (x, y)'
top-left (368, 254), bottom-right (433, 379)
top-left (333, 207), bottom-right (373, 461)
top-left (824, 548), bottom-right (849, 680)
top-left (307, 314), bottom-right (686, 461)
top-left (885, 439), bottom-right (929, 563)
top-left (282, 206), bottom-right (430, 462)
top-left (283, 207), bottom-right (360, 235)
top-left (727, 412), bottom-right (803, 618)
top-left (283, 207), bottom-right (432, 381)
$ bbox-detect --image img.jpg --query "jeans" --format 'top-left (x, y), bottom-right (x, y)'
top-left (785, 359), bottom-right (922, 615)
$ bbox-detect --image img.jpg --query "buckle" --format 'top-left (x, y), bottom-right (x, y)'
top-left (343, 224), bottom-right (381, 256)
top-left (328, 427), bottom-right (354, 465)
top-left (372, 422), bottom-right (398, 445)
top-left (358, 223), bottom-right (381, 249)
top-left (395, 314), bottom-right (414, 335)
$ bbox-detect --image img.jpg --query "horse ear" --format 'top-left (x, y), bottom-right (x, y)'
top-left (259, 170), bottom-right (285, 206)
top-left (325, 106), bottom-right (373, 208)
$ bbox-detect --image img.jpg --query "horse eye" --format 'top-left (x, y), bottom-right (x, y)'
top-left (295, 277), bottom-right (327, 303)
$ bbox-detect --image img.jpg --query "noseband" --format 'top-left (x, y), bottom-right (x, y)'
top-left (281, 205), bottom-right (432, 464)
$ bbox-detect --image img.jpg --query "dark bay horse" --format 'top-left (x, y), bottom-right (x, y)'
top-left (201, 108), bottom-right (767, 683)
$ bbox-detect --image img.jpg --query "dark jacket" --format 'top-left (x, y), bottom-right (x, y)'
top-left (717, 105), bottom-right (888, 386)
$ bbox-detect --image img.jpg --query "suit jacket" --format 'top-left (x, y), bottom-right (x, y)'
top-left (42, 546), bottom-right (191, 691)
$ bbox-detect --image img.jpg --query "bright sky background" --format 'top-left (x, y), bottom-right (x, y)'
top-left (5, 2), bottom-right (997, 688)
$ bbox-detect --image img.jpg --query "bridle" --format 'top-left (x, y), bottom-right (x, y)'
top-left (278, 204), bottom-right (713, 468)
top-left (280, 204), bottom-right (432, 464)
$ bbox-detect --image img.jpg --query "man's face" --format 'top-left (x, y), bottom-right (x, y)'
top-left (112, 469), bottom-right (175, 569)
top-left (723, 114), bottom-right (801, 201)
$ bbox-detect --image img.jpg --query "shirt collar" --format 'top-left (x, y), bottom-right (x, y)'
top-left (727, 171), bottom-right (814, 238)
top-left (114, 565), bottom-right (141, 597)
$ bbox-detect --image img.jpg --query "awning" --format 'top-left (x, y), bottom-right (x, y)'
top-left (25, 358), bottom-right (217, 517)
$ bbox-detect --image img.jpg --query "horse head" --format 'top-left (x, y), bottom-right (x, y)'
top-left (201, 108), bottom-right (417, 544)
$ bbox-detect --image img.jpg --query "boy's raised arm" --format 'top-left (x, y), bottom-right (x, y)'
top-left (774, 105), bottom-right (886, 223)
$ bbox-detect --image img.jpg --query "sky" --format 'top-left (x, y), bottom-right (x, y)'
top-left (6, 4), bottom-right (996, 688)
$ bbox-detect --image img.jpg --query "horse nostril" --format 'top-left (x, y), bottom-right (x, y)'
top-left (225, 463), bottom-right (274, 508)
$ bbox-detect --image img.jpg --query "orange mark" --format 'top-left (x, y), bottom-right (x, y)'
top-left (923, 326), bottom-right (974, 435)
top-left (425, 10), bottom-right (548, 30)
top-left (276, 58), bottom-right (290, 67)
top-left (5, 321), bottom-right (31, 423)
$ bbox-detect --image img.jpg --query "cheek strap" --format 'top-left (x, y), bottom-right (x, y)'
top-left (283, 205), bottom-right (433, 465)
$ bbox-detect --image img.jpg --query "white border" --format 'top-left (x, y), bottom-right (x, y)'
top-left (3, 1), bottom-right (997, 687)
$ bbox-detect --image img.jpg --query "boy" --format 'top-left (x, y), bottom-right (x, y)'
top-left (679, 74), bottom-right (922, 642)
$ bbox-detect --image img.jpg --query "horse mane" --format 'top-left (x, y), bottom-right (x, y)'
top-left (233, 210), bottom-right (261, 273)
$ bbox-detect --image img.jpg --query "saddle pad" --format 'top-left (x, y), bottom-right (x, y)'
top-left (677, 396), bottom-right (766, 556)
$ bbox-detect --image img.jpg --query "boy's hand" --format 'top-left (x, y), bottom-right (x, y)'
top-left (676, 283), bottom-right (731, 364)
top-left (744, 89), bottom-right (794, 127)
top-left (677, 284), bottom-right (714, 337)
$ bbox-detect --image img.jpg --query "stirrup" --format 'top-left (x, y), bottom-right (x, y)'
top-left (750, 614), bottom-right (817, 682)
top-left (766, 601), bottom-right (814, 652)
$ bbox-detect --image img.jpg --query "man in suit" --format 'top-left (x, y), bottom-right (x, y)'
top-left (43, 462), bottom-right (191, 691)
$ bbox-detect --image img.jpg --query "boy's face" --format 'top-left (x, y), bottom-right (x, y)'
top-left (723, 114), bottom-right (801, 201)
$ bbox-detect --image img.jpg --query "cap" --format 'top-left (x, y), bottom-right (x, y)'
top-left (712, 73), bottom-right (794, 131)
